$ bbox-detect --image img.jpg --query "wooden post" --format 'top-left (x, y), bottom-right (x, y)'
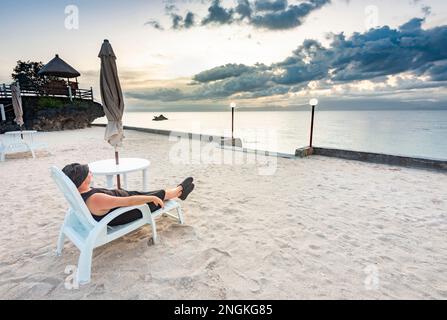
top-left (0, 104), bottom-right (5, 121)
top-left (90, 87), bottom-right (93, 101)
top-left (76, 77), bottom-right (79, 98)
top-left (67, 86), bottom-right (73, 102)
top-left (115, 150), bottom-right (121, 189)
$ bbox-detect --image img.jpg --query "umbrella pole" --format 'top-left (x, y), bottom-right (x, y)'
top-left (115, 150), bottom-right (121, 189)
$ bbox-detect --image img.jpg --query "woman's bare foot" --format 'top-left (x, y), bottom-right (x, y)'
top-left (164, 186), bottom-right (182, 200)
top-left (164, 177), bottom-right (194, 200)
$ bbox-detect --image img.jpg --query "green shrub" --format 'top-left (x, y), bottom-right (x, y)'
top-left (37, 97), bottom-right (64, 109)
top-left (34, 97), bottom-right (94, 110)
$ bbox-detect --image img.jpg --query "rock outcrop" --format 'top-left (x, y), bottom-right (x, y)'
top-left (153, 114), bottom-right (168, 121)
top-left (0, 96), bottom-right (104, 133)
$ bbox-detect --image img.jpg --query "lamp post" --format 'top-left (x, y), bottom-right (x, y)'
top-left (230, 102), bottom-right (236, 145)
top-left (309, 98), bottom-right (318, 149)
top-left (220, 102), bottom-right (242, 148)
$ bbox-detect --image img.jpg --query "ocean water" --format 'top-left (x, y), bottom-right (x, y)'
top-left (94, 110), bottom-right (447, 160)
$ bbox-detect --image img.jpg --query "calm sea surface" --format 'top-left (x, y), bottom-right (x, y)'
top-left (94, 110), bottom-right (447, 160)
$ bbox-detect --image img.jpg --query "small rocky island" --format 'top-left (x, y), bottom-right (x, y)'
top-left (0, 96), bottom-right (104, 133)
top-left (153, 114), bottom-right (168, 121)
top-left (0, 56), bottom-right (104, 133)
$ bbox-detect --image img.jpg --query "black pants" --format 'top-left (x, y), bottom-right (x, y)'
top-left (93, 190), bottom-right (166, 227)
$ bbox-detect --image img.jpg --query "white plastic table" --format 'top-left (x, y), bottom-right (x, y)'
top-left (2, 131), bottom-right (38, 160)
top-left (4, 130), bottom-right (37, 135)
top-left (88, 158), bottom-right (151, 191)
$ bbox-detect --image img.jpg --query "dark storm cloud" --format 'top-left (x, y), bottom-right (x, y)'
top-left (171, 14), bottom-right (183, 29)
top-left (201, 0), bottom-right (330, 29)
top-left (195, 70), bottom-right (273, 98)
top-left (327, 18), bottom-right (447, 82)
top-left (250, 0), bottom-right (330, 30)
top-left (201, 0), bottom-right (235, 25)
top-left (424, 62), bottom-right (447, 81)
top-left (144, 20), bottom-right (164, 30)
top-left (235, 0), bottom-right (253, 19)
top-left (254, 0), bottom-right (288, 12)
top-left (193, 64), bottom-right (262, 83)
top-left (184, 12), bottom-right (195, 28)
top-left (135, 18), bottom-right (447, 102)
top-left (147, 0), bottom-right (330, 30)
top-left (171, 12), bottom-right (195, 29)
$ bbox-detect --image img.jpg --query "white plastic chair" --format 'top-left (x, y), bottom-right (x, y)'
top-left (50, 166), bottom-right (184, 285)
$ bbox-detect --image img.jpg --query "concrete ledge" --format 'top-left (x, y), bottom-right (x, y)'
top-left (220, 137), bottom-right (243, 148)
top-left (92, 124), bottom-right (447, 171)
top-left (312, 147), bottom-right (447, 172)
top-left (219, 145), bottom-right (296, 159)
top-left (92, 123), bottom-right (295, 159)
top-left (92, 123), bottom-right (231, 143)
top-left (295, 147), bottom-right (314, 158)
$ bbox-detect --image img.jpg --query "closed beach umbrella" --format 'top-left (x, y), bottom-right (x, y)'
top-left (98, 39), bottom-right (125, 188)
top-left (11, 84), bottom-right (24, 128)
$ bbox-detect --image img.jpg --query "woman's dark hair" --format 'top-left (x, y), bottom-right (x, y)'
top-left (62, 163), bottom-right (90, 188)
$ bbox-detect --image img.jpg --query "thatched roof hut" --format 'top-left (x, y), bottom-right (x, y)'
top-left (38, 54), bottom-right (81, 78)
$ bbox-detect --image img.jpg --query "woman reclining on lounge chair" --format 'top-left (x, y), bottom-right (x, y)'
top-left (62, 163), bottom-right (195, 226)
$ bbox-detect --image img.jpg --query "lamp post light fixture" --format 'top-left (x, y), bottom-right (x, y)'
top-left (309, 98), bottom-right (319, 149)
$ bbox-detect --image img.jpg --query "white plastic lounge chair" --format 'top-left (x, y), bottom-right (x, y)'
top-left (50, 166), bottom-right (184, 285)
top-left (0, 140), bottom-right (5, 162)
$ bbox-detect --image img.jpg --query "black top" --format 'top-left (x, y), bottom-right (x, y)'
top-left (80, 188), bottom-right (131, 218)
top-left (81, 188), bottom-right (130, 202)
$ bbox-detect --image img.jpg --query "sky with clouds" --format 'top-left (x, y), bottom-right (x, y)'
top-left (0, 0), bottom-right (446, 110)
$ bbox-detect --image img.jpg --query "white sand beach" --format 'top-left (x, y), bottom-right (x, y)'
top-left (0, 127), bottom-right (446, 300)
